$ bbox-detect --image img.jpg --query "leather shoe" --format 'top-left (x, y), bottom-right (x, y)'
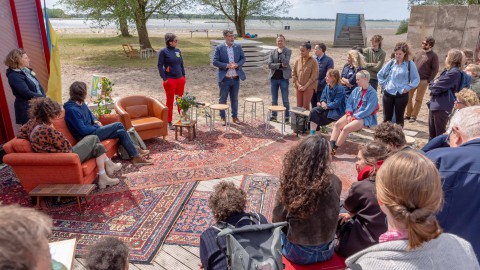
top-left (233, 117), bottom-right (241, 124)
top-left (132, 155), bottom-right (153, 165)
top-left (221, 118), bottom-right (227, 126)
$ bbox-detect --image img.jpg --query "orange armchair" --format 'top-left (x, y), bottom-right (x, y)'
top-left (114, 95), bottom-right (168, 140)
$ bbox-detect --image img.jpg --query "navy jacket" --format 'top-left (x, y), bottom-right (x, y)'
top-left (426, 138), bottom-right (480, 258)
top-left (315, 54), bottom-right (334, 94)
top-left (341, 64), bottom-right (362, 96)
top-left (428, 68), bottom-right (462, 112)
top-left (63, 99), bottom-right (99, 141)
top-left (157, 46), bottom-right (185, 81)
top-left (213, 43), bottom-right (246, 82)
top-left (319, 83), bottom-right (346, 121)
top-left (6, 68), bottom-right (46, 124)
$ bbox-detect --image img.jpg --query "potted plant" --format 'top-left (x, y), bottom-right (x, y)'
top-left (92, 77), bottom-right (119, 125)
top-left (175, 92), bottom-right (197, 124)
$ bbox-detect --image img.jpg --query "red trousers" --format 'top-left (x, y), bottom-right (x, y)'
top-left (163, 76), bottom-right (186, 122)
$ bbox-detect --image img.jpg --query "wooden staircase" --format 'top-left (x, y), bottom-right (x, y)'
top-left (334, 26), bottom-right (365, 47)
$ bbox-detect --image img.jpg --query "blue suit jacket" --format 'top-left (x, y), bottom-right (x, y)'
top-left (213, 43), bottom-right (246, 82)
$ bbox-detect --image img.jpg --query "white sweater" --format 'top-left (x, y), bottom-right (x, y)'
top-left (346, 233), bottom-right (479, 270)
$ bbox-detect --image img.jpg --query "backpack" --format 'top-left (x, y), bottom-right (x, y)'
top-left (117, 127), bottom-right (147, 160)
top-left (290, 107), bottom-right (309, 134)
top-left (213, 213), bottom-right (287, 270)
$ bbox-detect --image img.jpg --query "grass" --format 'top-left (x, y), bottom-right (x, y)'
top-left (58, 35), bottom-right (277, 68)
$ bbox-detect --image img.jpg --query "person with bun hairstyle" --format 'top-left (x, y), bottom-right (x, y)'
top-left (292, 41), bottom-right (319, 110)
top-left (346, 151), bottom-right (479, 269)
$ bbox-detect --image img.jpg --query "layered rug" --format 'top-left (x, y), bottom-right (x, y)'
top-left (165, 174), bottom-right (280, 246)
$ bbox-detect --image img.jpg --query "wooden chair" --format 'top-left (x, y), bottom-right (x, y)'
top-left (122, 44), bottom-right (137, 59)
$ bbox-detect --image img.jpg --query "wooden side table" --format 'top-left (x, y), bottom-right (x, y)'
top-left (173, 120), bottom-right (197, 141)
top-left (29, 184), bottom-right (96, 211)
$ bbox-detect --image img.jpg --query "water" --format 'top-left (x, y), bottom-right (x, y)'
top-left (50, 18), bottom-right (399, 31)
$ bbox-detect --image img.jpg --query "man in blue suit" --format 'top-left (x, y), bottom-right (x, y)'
top-left (213, 29), bottom-right (246, 124)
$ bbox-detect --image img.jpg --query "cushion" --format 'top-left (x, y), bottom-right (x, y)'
top-left (131, 117), bottom-right (164, 131)
top-left (53, 112), bottom-right (77, 145)
top-left (11, 138), bottom-right (33, 153)
top-left (125, 105), bottom-right (148, 119)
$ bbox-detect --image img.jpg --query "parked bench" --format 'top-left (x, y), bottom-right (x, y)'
top-left (190, 29), bottom-right (209, 38)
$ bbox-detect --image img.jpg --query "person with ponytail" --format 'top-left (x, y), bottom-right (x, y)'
top-left (292, 41), bottom-right (319, 110)
top-left (345, 151), bottom-right (479, 269)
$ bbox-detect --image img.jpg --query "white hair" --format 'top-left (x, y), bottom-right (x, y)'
top-left (448, 106), bottom-right (480, 140)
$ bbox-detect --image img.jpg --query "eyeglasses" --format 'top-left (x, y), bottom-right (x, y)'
top-left (445, 129), bottom-right (453, 145)
top-left (422, 42), bottom-right (429, 45)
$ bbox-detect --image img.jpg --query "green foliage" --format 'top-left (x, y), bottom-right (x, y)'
top-left (396, 19), bottom-right (409, 35)
top-left (175, 92), bottom-right (197, 111)
top-left (408, 0), bottom-right (480, 8)
top-left (92, 77), bottom-right (113, 117)
top-left (47, 8), bottom-right (69, 18)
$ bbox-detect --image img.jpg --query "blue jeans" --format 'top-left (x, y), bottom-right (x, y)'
top-left (218, 77), bottom-right (240, 119)
top-left (270, 79), bottom-right (290, 118)
top-left (281, 232), bottom-right (334, 265)
top-left (94, 122), bottom-right (138, 157)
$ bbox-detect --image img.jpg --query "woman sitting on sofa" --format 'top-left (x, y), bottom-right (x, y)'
top-left (17, 97), bottom-right (122, 189)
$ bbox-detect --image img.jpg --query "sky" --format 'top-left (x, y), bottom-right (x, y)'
top-left (44, 0), bottom-right (411, 21)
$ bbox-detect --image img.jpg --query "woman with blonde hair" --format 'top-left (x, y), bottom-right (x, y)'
top-left (346, 151), bottom-right (479, 269)
top-left (340, 49), bottom-right (366, 98)
top-left (273, 135), bottom-right (341, 265)
top-left (427, 49), bottom-right (465, 139)
top-left (292, 42), bottom-right (319, 110)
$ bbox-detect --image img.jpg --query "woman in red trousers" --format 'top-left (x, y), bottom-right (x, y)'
top-left (157, 33), bottom-right (186, 130)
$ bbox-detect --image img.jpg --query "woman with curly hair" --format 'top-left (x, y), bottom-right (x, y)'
top-left (17, 97), bottom-right (121, 189)
top-left (335, 141), bottom-right (389, 257)
top-left (86, 237), bottom-right (129, 270)
top-left (273, 135), bottom-right (341, 265)
top-left (200, 181), bottom-right (267, 270)
top-left (340, 49), bottom-right (366, 98)
top-left (345, 151), bottom-right (479, 269)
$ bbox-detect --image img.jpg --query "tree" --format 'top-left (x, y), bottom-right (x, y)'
top-left (199, 0), bottom-right (291, 37)
top-left (408, 0), bottom-right (480, 7)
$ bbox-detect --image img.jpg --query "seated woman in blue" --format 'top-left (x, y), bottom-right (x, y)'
top-left (330, 70), bottom-right (378, 155)
top-left (309, 69), bottom-right (346, 135)
top-left (340, 49), bottom-right (366, 98)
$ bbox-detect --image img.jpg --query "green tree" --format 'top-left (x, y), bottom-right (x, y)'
top-left (409, 0), bottom-right (480, 7)
top-left (47, 8), bottom-right (68, 18)
top-left (199, 0), bottom-right (291, 37)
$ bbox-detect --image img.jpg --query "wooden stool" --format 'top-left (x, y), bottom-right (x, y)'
top-left (209, 104), bottom-right (230, 132)
top-left (266, 105), bottom-right (286, 135)
top-left (242, 97), bottom-right (265, 124)
top-left (193, 102), bottom-right (212, 126)
top-left (173, 120), bottom-right (197, 141)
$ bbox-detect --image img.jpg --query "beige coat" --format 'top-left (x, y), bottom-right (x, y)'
top-left (292, 55), bottom-right (319, 91)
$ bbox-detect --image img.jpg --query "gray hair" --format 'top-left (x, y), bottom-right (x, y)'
top-left (448, 106), bottom-right (480, 140)
top-left (0, 205), bottom-right (53, 269)
top-left (164, 32), bottom-right (177, 46)
top-left (223, 29), bottom-right (233, 37)
top-left (356, 69), bottom-right (370, 82)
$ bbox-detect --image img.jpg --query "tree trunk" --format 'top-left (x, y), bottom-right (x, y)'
top-left (134, 8), bottom-right (152, 49)
top-left (234, 18), bottom-right (246, 37)
top-left (118, 16), bottom-right (130, 37)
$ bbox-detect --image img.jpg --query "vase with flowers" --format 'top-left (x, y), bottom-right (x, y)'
top-left (175, 92), bottom-right (196, 124)
top-left (92, 77), bottom-right (118, 125)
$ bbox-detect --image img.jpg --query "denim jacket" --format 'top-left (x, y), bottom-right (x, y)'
top-left (319, 84), bottom-right (346, 120)
top-left (345, 85), bottom-right (378, 127)
top-left (378, 59), bottom-right (420, 95)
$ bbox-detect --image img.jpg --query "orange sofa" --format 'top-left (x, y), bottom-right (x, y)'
top-left (114, 95), bottom-right (168, 140)
top-left (2, 112), bottom-right (118, 193)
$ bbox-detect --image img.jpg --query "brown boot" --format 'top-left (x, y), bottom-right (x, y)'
top-left (105, 159), bottom-right (122, 177)
top-left (135, 146), bottom-right (150, 156)
top-left (98, 173), bottom-right (120, 189)
top-left (132, 155), bottom-right (153, 165)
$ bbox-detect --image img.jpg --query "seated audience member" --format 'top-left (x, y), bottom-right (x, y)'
top-left (465, 64), bottom-right (480, 96)
top-left (346, 151), bottom-right (480, 269)
top-left (86, 237), bottom-right (129, 270)
top-left (309, 69), bottom-right (346, 135)
top-left (426, 106), bottom-right (480, 259)
top-left (373, 122), bottom-right (407, 153)
top-left (63, 81), bottom-right (152, 165)
top-left (18, 97), bottom-right (121, 189)
top-left (330, 70), bottom-right (378, 155)
top-left (335, 141), bottom-right (389, 257)
top-left (423, 89), bottom-right (479, 152)
top-left (273, 136), bottom-right (341, 265)
top-left (340, 50), bottom-right (366, 98)
top-left (0, 205), bottom-right (53, 270)
top-left (199, 181), bottom-right (268, 270)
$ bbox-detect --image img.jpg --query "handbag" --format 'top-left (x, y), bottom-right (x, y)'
top-left (117, 127), bottom-right (147, 160)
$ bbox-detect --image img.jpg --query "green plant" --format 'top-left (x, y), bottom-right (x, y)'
top-left (175, 92), bottom-right (196, 111)
top-left (92, 77), bottom-right (113, 117)
top-left (396, 19), bottom-right (409, 35)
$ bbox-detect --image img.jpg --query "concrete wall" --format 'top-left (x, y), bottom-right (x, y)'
top-left (407, 5), bottom-right (480, 61)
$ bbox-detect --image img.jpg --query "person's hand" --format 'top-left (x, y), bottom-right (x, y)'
top-left (403, 89), bottom-right (408, 94)
top-left (281, 62), bottom-right (287, 68)
top-left (316, 102), bottom-right (321, 107)
top-left (95, 121), bottom-right (103, 127)
top-left (346, 115), bottom-right (352, 123)
top-left (338, 212), bottom-right (352, 224)
top-left (277, 48), bottom-right (283, 53)
top-left (321, 101), bottom-right (327, 110)
top-left (198, 263), bottom-right (204, 270)
top-left (299, 85), bottom-right (306, 91)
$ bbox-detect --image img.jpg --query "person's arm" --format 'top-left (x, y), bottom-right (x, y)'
top-left (280, 48), bottom-right (291, 68)
top-left (353, 90), bottom-right (378, 119)
top-left (405, 61), bottom-right (420, 91)
top-left (7, 73), bottom-right (44, 100)
top-left (65, 109), bottom-right (97, 136)
top-left (48, 127), bottom-right (73, 153)
top-left (304, 59), bottom-right (319, 89)
top-left (429, 53), bottom-right (440, 83)
top-left (180, 49), bottom-right (186, 76)
top-left (157, 49), bottom-right (167, 81)
top-left (212, 46), bottom-right (228, 69)
top-left (343, 182), bottom-right (363, 214)
top-left (370, 51), bottom-right (386, 73)
top-left (236, 46), bottom-right (246, 68)
top-left (377, 60), bottom-right (391, 87)
top-left (327, 85), bottom-right (345, 109)
top-left (319, 85), bottom-right (328, 103)
top-left (347, 68), bottom-right (358, 86)
top-left (267, 50), bottom-right (280, 70)
top-left (345, 89), bottom-right (356, 114)
top-left (292, 59), bottom-right (299, 87)
top-left (272, 191), bottom-right (287, 222)
top-left (429, 70), bottom-right (460, 96)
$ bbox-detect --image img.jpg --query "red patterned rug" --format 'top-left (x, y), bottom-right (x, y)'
top-left (0, 165), bottom-right (197, 263)
top-left (165, 174), bottom-right (280, 246)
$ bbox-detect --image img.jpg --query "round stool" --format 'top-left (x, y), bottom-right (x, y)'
top-left (266, 105), bottom-right (286, 135)
top-left (210, 104), bottom-right (230, 132)
top-left (193, 102), bottom-right (212, 126)
top-left (405, 135), bottom-right (416, 146)
top-left (242, 97), bottom-right (265, 124)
